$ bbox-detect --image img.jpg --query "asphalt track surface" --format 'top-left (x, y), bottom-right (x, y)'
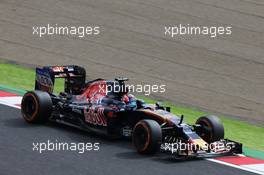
top-left (0, 0), bottom-right (264, 126)
top-left (0, 104), bottom-right (258, 175)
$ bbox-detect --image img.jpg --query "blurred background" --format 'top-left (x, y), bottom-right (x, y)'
top-left (0, 0), bottom-right (264, 125)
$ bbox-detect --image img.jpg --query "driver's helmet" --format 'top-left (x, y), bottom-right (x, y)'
top-left (122, 94), bottom-right (129, 104)
top-left (124, 94), bottom-right (137, 110)
top-left (122, 94), bottom-right (135, 103)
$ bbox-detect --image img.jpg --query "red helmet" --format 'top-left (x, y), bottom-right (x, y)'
top-left (122, 95), bottom-right (129, 104)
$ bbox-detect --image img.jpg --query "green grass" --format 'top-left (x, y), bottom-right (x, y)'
top-left (0, 63), bottom-right (64, 93)
top-left (0, 63), bottom-right (264, 153)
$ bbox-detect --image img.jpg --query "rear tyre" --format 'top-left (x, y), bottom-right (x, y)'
top-left (132, 119), bottom-right (162, 154)
top-left (196, 115), bottom-right (224, 143)
top-left (21, 91), bottom-right (52, 123)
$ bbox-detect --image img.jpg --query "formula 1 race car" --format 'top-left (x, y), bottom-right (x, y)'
top-left (21, 65), bottom-right (242, 157)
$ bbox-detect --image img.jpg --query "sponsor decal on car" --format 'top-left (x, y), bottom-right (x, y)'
top-left (84, 106), bottom-right (107, 126)
top-left (36, 68), bottom-right (53, 92)
top-left (52, 66), bottom-right (65, 72)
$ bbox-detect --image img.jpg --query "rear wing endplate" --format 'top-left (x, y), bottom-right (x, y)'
top-left (35, 65), bottom-right (86, 93)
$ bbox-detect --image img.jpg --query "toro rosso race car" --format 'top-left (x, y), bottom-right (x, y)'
top-left (21, 65), bottom-right (242, 157)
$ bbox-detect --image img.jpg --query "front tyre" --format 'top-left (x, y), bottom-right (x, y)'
top-left (21, 91), bottom-right (52, 123)
top-left (196, 115), bottom-right (224, 143)
top-left (132, 119), bottom-right (162, 154)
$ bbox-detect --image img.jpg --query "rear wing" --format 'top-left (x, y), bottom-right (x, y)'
top-left (35, 65), bottom-right (86, 94)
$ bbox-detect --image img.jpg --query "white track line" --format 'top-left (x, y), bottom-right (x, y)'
top-left (242, 164), bottom-right (264, 174)
top-left (0, 96), bottom-right (22, 109)
top-left (207, 158), bottom-right (264, 175)
top-left (0, 102), bottom-right (21, 109)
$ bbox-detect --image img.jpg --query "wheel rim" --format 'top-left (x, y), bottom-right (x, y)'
top-left (22, 95), bottom-right (37, 120)
top-left (133, 124), bottom-right (150, 152)
top-left (199, 120), bottom-right (213, 142)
